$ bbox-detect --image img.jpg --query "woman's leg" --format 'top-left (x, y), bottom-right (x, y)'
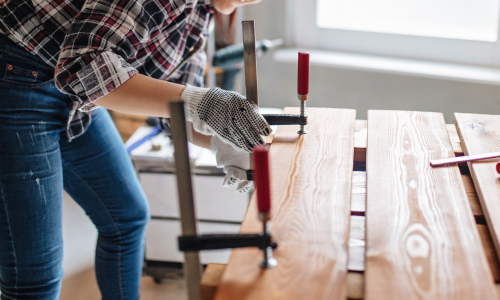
top-left (60, 108), bottom-right (149, 300)
top-left (0, 83), bottom-right (68, 299)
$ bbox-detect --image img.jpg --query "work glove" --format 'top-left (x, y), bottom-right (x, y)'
top-left (182, 85), bottom-right (271, 152)
top-left (211, 135), bottom-right (253, 193)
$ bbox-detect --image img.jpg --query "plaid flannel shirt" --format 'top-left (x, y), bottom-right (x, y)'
top-left (0, 0), bottom-right (213, 140)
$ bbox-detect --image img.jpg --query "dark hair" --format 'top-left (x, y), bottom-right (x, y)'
top-left (214, 9), bottom-right (238, 45)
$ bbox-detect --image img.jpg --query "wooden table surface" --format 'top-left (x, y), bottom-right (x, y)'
top-left (202, 110), bottom-right (500, 300)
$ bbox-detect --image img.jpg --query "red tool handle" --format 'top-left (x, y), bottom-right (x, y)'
top-left (254, 145), bottom-right (271, 214)
top-left (496, 162), bottom-right (500, 174)
top-left (297, 51), bottom-right (309, 96)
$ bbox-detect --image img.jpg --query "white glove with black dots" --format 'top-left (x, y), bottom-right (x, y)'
top-left (211, 135), bottom-right (253, 193)
top-left (182, 85), bottom-right (271, 152)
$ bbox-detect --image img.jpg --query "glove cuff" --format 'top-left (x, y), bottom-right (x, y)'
top-left (180, 84), bottom-right (210, 126)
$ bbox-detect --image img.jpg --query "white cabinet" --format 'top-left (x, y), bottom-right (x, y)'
top-left (139, 172), bottom-right (248, 264)
top-left (139, 173), bottom-right (248, 222)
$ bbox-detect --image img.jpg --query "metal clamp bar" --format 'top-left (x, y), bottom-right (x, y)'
top-left (263, 114), bottom-right (308, 126)
top-left (170, 101), bottom-right (202, 300)
top-left (242, 21), bottom-right (258, 106)
top-left (178, 234), bottom-right (277, 252)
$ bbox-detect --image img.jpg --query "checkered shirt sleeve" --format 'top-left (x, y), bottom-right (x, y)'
top-left (168, 42), bottom-right (207, 87)
top-left (54, 0), bottom-right (154, 111)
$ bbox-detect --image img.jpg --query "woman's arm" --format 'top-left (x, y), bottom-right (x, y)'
top-left (94, 73), bottom-right (184, 118)
top-left (94, 74), bottom-right (213, 150)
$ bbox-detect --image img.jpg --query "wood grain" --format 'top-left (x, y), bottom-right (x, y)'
top-left (353, 120), bottom-right (463, 162)
top-left (455, 113), bottom-right (500, 272)
top-left (365, 110), bottom-right (496, 299)
top-left (350, 173), bottom-right (482, 220)
top-left (214, 107), bottom-right (356, 300)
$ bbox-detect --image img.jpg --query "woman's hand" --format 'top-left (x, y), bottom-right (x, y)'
top-left (182, 85), bottom-right (271, 153)
top-left (211, 136), bottom-right (253, 193)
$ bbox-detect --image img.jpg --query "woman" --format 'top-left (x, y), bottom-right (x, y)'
top-left (0, 0), bottom-right (268, 298)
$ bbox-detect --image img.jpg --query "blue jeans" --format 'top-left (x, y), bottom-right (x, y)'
top-left (0, 36), bottom-right (150, 299)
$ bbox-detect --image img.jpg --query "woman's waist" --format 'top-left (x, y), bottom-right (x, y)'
top-left (0, 34), bottom-right (53, 71)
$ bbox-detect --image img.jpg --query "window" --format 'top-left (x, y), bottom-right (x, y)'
top-left (290, 0), bottom-right (500, 67)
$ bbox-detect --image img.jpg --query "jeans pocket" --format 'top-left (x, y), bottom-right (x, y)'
top-left (0, 51), bottom-right (54, 87)
top-left (4, 63), bottom-right (39, 83)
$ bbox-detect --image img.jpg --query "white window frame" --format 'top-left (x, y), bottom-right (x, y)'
top-left (288, 0), bottom-right (500, 67)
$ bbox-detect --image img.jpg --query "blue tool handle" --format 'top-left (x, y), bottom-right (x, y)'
top-left (126, 124), bottom-right (162, 154)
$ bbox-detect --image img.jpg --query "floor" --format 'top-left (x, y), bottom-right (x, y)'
top-left (60, 267), bottom-right (187, 300)
top-left (61, 192), bottom-right (187, 300)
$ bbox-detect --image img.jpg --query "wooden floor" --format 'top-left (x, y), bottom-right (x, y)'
top-left (61, 268), bottom-right (187, 300)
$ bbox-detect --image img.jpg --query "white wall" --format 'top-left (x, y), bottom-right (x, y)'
top-left (242, 1), bottom-right (500, 123)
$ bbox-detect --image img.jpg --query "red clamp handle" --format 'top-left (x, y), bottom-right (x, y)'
top-left (297, 51), bottom-right (309, 96)
top-left (254, 146), bottom-right (271, 214)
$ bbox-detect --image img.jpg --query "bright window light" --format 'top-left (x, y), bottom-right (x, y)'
top-left (317, 0), bottom-right (500, 42)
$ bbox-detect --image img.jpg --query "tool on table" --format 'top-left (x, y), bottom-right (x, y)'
top-left (213, 38), bottom-right (283, 91)
top-left (429, 152), bottom-right (500, 166)
top-left (241, 20), bottom-right (310, 181)
top-left (170, 101), bottom-right (278, 299)
top-left (125, 124), bottom-right (162, 154)
top-left (213, 38), bottom-right (284, 70)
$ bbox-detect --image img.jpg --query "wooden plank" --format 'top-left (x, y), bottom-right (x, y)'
top-left (203, 266), bottom-right (365, 300)
top-left (455, 113), bottom-right (500, 268)
top-left (350, 172), bottom-right (482, 221)
top-left (201, 264), bottom-right (226, 300)
top-left (214, 107), bottom-right (356, 300)
top-left (353, 120), bottom-right (463, 162)
top-left (365, 110), bottom-right (496, 299)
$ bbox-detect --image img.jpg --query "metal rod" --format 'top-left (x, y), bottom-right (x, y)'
top-left (298, 100), bottom-right (307, 135)
top-left (259, 221), bottom-right (277, 269)
top-left (430, 151), bottom-right (500, 166)
top-left (242, 20), bottom-right (258, 106)
top-left (170, 101), bottom-right (202, 300)
top-left (242, 20), bottom-right (259, 168)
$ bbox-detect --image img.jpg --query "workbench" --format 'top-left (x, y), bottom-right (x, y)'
top-left (199, 108), bottom-right (500, 300)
